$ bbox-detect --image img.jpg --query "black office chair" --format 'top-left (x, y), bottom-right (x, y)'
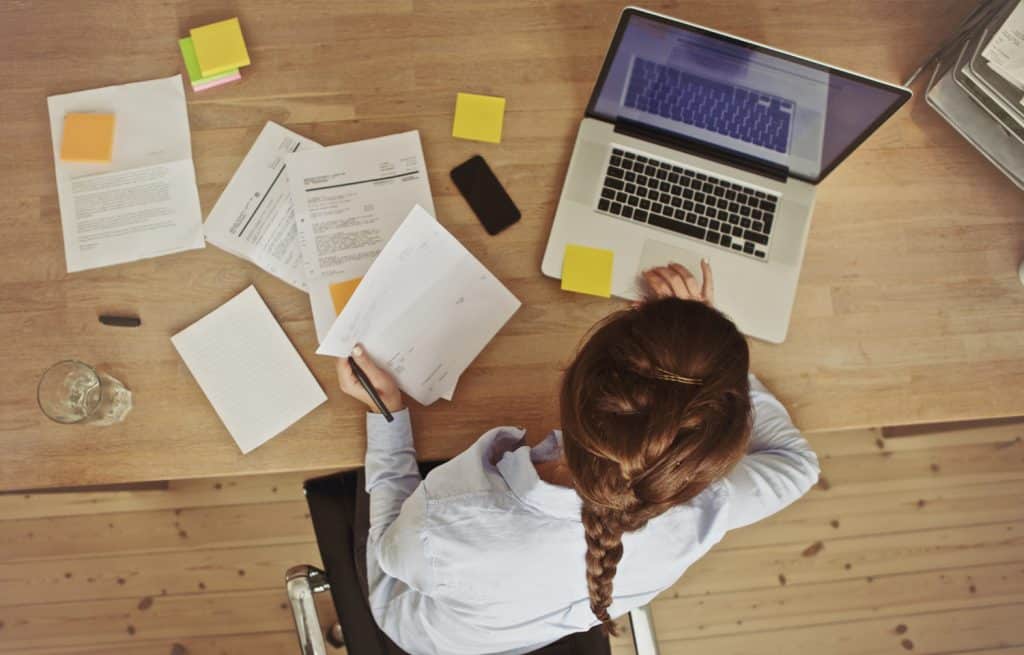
top-left (285, 466), bottom-right (659, 655)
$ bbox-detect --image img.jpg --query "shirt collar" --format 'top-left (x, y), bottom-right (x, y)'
top-left (494, 429), bottom-right (583, 521)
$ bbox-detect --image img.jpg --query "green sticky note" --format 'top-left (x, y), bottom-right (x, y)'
top-left (452, 92), bottom-right (506, 144)
top-left (561, 245), bottom-right (614, 298)
top-left (178, 37), bottom-right (238, 85)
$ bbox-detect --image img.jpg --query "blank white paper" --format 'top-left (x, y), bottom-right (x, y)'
top-left (172, 285), bottom-right (327, 454)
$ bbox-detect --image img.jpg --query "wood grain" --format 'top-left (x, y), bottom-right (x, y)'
top-left (1, 0), bottom-right (1022, 490)
top-left (2, 422), bottom-right (1022, 654)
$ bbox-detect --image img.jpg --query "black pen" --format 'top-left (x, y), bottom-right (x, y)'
top-left (348, 356), bottom-right (394, 422)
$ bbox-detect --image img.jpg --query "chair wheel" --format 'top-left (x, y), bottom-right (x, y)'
top-left (326, 622), bottom-right (346, 649)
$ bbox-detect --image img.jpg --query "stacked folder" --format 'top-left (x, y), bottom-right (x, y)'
top-left (925, 0), bottom-right (1024, 189)
top-left (178, 17), bottom-right (250, 92)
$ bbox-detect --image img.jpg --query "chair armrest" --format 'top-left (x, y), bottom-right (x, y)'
top-left (286, 565), bottom-right (331, 655)
top-left (628, 605), bottom-right (660, 655)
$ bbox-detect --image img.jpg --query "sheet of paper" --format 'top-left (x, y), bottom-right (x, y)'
top-left (317, 206), bottom-right (519, 405)
top-left (47, 75), bottom-right (205, 273)
top-left (983, 2), bottom-right (1024, 68)
top-left (452, 92), bottom-right (507, 143)
top-left (562, 244), bottom-right (614, 297)
top-left (172, 285), bottom-right (327, 454)
top-left (204, 122), bottom-right (321, 291)
top-left (320, 276), bottom-right (460, 398)
top-left (287, 130), bottom-right (436, 340)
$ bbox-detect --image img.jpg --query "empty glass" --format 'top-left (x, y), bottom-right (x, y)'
top-left (37, 360), bottom-right (132, 425)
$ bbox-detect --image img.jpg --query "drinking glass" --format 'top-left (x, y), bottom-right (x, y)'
top-left (37, 360), bottom-right (133, 425)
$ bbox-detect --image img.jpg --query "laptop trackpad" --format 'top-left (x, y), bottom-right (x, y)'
top-left (633, 239), bottom-right (704, 296)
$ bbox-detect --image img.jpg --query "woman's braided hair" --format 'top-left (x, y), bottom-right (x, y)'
top-left (560, 298), bottom-right (752, 633)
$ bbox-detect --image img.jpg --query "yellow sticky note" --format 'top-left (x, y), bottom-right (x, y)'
top-left (452, 92), bottom-right (506, 144)
top-left (329, 278), bottom-right (362, 315)
top-left (60, 113), bottom-right (115, 163)
top-left (191, 17), bottom-right (250, 77)
top-left (561, 245), bottom-right (614, 298)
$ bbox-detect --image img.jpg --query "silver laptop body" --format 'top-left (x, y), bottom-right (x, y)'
top-left (542, 7), bottom-right (910, 343)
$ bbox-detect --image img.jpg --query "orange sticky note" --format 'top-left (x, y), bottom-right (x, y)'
top-left (329, 278), bottom-right (362, 315)
top-left (60, 113), bottom-right (115, 163)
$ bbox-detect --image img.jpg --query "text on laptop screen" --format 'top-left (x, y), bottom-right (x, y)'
top-left (588, 13), bottom-right (909, 182)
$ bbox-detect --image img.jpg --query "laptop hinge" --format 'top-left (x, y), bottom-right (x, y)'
top-left (613, 118), bottom-right (789, 182)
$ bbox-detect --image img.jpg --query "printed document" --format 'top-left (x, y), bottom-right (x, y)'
top-left (172, 285), bottom-right (327, 454)
top-left (47, 75), bottom-right (204, 272)
top-left (204, 122), bottom-right (321, 290)
top-left (286, 130), bottom-right (435, 340)
top-left (316, 206), bottom-right (520, 406)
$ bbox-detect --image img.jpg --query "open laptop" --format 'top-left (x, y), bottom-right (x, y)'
top-left (542, 7), bottom-right (910, 343)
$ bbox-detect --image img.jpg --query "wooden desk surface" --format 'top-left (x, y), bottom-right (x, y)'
top-left (1, 1), bottom-right (1021, 491)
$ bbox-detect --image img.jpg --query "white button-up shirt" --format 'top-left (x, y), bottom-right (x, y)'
top-left (363, 375), bottom-right (819, 655)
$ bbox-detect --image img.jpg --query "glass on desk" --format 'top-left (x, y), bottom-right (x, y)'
top-left (37, 360), bottom-right (132, 425)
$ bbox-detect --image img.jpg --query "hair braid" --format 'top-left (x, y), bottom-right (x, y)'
top-left (561, 298), bottom-right (752, 634)
top-left (581, 504), bottom-right (627, 635)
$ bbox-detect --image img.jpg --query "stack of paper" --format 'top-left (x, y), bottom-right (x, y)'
top-left (285, 130), bottom-right (436, 341)
top-left (317, 205), bottom-right (521, 406)
top-left (172, 285), bottom-right (327, 454)
top-left (982, 1), bottom-right (1024, 93)
top-left (204, 127), bottom-right (462, 395)
top-left (178, 17), bottom-right (250, 92)
top-left (204, 122), bottom-right (321, 291)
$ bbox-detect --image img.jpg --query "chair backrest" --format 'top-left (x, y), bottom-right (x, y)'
top-left (302, 466), bottom-right (611, 655)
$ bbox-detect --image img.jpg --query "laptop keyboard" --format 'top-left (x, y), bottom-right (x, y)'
top-left (597, 148), bottom-right (779, 261)
top-left (624, 58), bottom-right (794, 153)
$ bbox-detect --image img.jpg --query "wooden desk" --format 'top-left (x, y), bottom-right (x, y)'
top-left (1, 1), bottom-right (1021, 491)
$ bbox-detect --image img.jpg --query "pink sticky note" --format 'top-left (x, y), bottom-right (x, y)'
top-left (192, 70), bottom-right (242, 92)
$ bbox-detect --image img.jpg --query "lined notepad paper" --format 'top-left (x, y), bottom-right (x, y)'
top-left (172, 285), bottom-right (326, 454)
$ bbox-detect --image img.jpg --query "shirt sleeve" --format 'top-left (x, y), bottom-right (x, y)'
top-left (363, 409), bottom-right (436, 625)
top-left (722, 374), bottom-right (820, 531)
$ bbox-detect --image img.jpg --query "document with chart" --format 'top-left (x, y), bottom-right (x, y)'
top-left (316, 205), bottom-right (520, 406)
top-left (204, 122), bottom-right (322, 291)
top-left (287, 130), bottom-right (436, 341)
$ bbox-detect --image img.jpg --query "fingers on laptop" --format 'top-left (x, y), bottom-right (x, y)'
top-left (642, 260), bottom-right (714, 306)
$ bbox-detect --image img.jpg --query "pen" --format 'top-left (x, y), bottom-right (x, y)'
top-left (98, 315), bottom-right (141, 327)
top-left (348, 355), bottom-right (394, 423)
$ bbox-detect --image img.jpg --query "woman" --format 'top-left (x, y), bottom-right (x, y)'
top-left (337, 261), bottom-right (819, 655)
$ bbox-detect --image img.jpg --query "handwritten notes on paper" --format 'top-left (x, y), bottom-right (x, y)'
top-left (316, 206), bottom-right (520, 406)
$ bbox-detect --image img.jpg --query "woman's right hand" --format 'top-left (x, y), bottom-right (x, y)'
top-left (336, 344), bottom-right (405, 414)
top-left (642, 259), bottom-right (715, 306)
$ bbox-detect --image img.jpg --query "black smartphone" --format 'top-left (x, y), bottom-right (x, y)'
top-left (450, 155), bottom-right (521, 235)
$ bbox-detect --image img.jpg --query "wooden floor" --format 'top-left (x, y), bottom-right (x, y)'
top-left (1, 422), bottom-right (1022, 655)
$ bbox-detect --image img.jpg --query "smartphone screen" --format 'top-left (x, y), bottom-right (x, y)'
top-left (450, 155), bottom-right (521, 235)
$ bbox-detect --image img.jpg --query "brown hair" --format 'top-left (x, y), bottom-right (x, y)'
top-left (560, 298), bottom-right (752, 633)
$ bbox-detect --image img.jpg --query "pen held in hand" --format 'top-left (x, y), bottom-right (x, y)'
top-left (348, 356), bottom-right (394, 422)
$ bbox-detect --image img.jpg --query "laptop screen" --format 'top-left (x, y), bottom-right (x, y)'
top-left (586, 10), bottom-right (910, 183)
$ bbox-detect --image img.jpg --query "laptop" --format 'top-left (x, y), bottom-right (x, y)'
top-left (541, 8), bottom-right (910, 343)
